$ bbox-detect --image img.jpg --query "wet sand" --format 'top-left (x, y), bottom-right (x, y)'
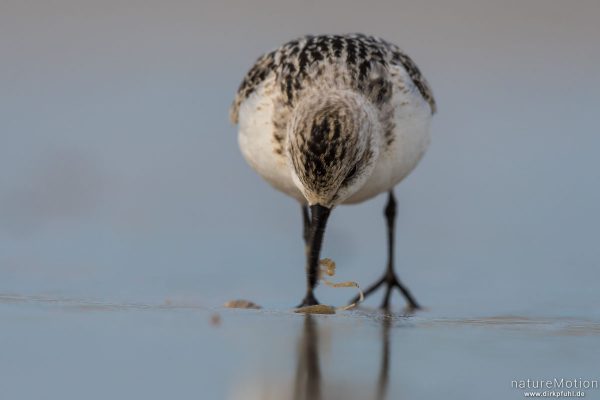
top-left (2, 294), bottom-right (599, 400)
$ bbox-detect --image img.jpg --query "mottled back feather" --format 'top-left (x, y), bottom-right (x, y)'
top-left (230, 33), bottom-right (436, 124)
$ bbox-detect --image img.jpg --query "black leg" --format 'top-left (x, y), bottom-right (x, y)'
top-left (301, 204), bottom-right (310, 244)
top-left (297, 204), bottom-right (331, 307)
top-left (349, 190), bottom-right (420, 310)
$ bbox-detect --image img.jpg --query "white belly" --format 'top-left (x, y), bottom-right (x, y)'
top-left (344, 93), bottom-right (432, 204)
top-left (237, 79), bottom-right (306, 202)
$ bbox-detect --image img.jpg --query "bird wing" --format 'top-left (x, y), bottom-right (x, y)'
top-left (229, 50), bottom-right (277, 124)
top-left (379, 38), bottom-right (437, 114)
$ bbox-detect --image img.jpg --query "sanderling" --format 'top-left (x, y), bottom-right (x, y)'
top-left (230, 34), bottom-right (436, 309)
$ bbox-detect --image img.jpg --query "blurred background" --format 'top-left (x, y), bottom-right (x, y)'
top-left (2, 0), bottom-right (599, 315)
top-left (2, 1), bottom-right (600, 399)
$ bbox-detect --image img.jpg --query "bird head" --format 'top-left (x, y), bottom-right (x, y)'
top-left (287, 90), bottom-right (380, 208)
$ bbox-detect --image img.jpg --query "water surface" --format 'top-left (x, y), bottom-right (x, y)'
top-left (2, 293), bottom-right (599, 399)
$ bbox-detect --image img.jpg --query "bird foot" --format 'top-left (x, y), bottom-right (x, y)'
top-left (297, 291), bottom-right (320, 308)
top-left (349, 270), bottom-right (421, 311)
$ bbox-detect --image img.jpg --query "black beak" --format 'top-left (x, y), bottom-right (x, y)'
top-left (309, 204), bottom-right (331, 232)
top-left (299, 204), bottom-right (332, 306)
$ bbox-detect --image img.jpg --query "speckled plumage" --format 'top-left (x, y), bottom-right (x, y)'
top-left (230, 34), bottom-right (435, 123)
top-left (231, 34), bottom-right (435, 307)
top-left (231, 33), bottom-right (435, 207)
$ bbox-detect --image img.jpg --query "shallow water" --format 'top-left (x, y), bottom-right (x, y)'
top-left (2, 293), bottom-right (599, 400)
top-left (2, 1), bottom-right (600, 399)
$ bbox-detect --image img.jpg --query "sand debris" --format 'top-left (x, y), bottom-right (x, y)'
top-left (294, 258), bottom-right (364, 314)
top-left (294, 304), bottom-right (336, 314)
top-left (224, 299), bottom-right (262, 309)
top-left (210, 313), bottom-right (221, 326)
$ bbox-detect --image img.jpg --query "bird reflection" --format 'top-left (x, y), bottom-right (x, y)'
top-left (293, 315), bottom-right (322, 400)
top-left (292, 312), bottom-right (395, 400)
top-left (375, 313), bottom-right (393, 400)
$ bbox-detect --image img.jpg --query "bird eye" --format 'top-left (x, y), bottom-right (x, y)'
top-left (343, 164), bottom-right (358, 184)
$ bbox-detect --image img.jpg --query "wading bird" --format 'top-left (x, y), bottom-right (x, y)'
top-left (230, 34), bottom-right (435, 309)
